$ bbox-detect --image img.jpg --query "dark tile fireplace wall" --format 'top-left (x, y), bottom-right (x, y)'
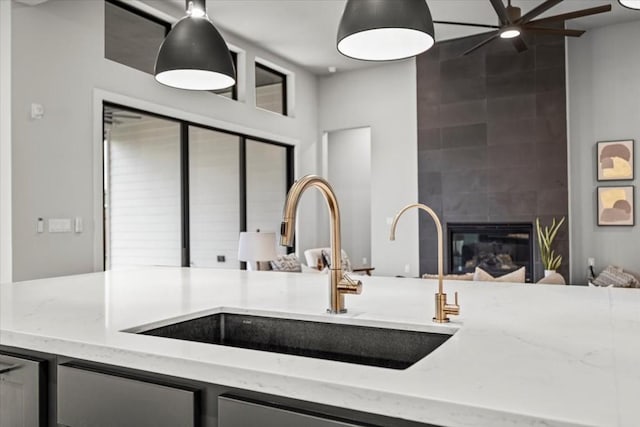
top-left (417, 31), bottom-right (569, 281)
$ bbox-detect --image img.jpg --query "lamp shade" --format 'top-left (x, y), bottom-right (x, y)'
top-left (619, 0), bottom-right (640, 9)
top-left (155, 14), bottom-right (236, 90)
top-left (337, 0), bottom-right (435, 61)
top-left (238, 232), bottom-right (277, 262)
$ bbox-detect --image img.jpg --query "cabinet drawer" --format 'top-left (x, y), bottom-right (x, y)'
top-left (0, 353), bottom-right (45, 427)
top-left (219, 395), bottom-right (366, 427)
top-left (57, 364), bottom-right (197, 427)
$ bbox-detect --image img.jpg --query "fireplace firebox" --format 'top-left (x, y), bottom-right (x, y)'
top-left (448, 223), bottom-right (533, 282)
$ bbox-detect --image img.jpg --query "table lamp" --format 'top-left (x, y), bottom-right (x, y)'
top-left (238, 230), bottom-right (277, 271)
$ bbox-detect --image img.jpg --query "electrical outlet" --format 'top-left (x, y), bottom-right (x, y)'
top-left (362, 257), bottom-right (367, 265)
top-left (588, 257), bottom-right (595, 267)
top-left (404, 264), bottom-right (411, 273)
top-left (217, 255), bottom-right (226, 262)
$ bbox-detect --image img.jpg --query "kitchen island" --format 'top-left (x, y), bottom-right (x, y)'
top-left (1, 267), bottom-right (638, 427)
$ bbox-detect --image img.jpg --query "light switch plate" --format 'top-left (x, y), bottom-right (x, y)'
top-left (49, 218), bottom-right (72, 233)
top-left (74, 217), bottom-right (83, 233)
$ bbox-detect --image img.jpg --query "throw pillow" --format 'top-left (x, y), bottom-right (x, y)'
top-left (473, 266), bottom-right (526, 283)
top-left (422, 273), bottom-right (474, 281)
top-left (269, 254), bottom-right (302, 273)
top-left (592, 265), bottom-right (640, 288)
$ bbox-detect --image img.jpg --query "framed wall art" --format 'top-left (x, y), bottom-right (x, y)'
top-left (597, 186), bottom-right (635, 226)
top-left (597, 140), bottom-right (634, 181)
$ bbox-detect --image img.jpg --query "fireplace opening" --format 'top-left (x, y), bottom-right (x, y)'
top-left (448, 223), bottom-right (533, 282)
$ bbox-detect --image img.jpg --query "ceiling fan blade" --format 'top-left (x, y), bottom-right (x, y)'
top-left (525, 26), bottom-right (585, 37)
top-left (512, 36), bottom-right (528, 53)
top-left (527, 5), bottom-right (612, 26)
top-left (433, 20), bottom-right (500, 29)
top-left (518, 0), bottom-right (564, 24)
top-left (114, 114), bottom-right (142, 119)
top-left (489, 0), bottom-right (511, 25)
top-left (463, 32), bottom-right (500, 56)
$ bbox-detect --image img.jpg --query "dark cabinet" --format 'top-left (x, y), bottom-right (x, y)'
top-left (0, 353), bottom-right (45, 427)
top-left (218, 395), bottom-right (366, 427)
top-left (57, 364), bottom-right (198, 427)
top-left (0, 347), bottom-right (434, 427)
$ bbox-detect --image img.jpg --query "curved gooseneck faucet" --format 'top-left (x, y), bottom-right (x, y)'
top-left (389, 203), bottom-right (460, 323)
top-left (280, 175), bottom-right (362, 314)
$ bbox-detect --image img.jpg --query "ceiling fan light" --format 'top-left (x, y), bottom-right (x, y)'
top-left (619, 0), bottom-right (640, 10)
top-left (500, 27), bottom-right (521, 39)
top-left (337, 0), bottom-right (435, 61)
top-left (154, 8), bottom-right (235, 91)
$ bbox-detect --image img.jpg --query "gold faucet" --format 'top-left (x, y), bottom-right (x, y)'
top-left (389, 203), bottom-right (460, 323)
top-left (280, 175), bottom-right (362, 314)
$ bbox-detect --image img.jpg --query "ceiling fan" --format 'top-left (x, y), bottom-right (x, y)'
top-left (103, 108), bottom-right (142, 125)
top-left (433, 0), bottom-right (612, 56)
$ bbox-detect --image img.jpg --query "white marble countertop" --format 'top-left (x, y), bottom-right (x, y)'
top-left (1, 267), bottom-right (639, 427)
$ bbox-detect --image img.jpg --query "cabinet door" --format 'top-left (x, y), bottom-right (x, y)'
top-left (57, 364), bottom-right (197, 427)
top-left (0, 354), bottom-right (44, 427)
top-left (219, 396), bottom-right (366, 427)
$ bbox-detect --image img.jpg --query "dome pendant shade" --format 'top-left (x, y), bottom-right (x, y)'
top-left (337, 0), bottom-right (435, 61)
top-left (155, 16), bottom-right (236, 91)
top-left (619, 0), bottom-right (640, 10)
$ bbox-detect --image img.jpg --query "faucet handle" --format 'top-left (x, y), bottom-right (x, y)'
top-left (443, 291), bottom-right (460, 316)
top-left (338, 274), bottom-right (363, 295)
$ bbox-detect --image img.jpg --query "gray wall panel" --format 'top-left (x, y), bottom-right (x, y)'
top-left (416, 32), bottom-right (569, 281)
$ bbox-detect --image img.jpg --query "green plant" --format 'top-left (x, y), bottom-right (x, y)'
top-left (536, 217), bottom-right (565, 271)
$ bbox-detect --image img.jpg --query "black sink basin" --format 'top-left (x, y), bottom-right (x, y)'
top-left (134, 312), bottom-right (452, 370)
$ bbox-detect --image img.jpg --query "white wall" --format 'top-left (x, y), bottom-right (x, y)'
top-left (318, 61), bottom-right (419, 277)
top-left (568, 20), bottom-right (640, 282)
top-left (11, 0), bottom-right (319, 281)
top-left (0, 0), bottom-right (11, 283)
top-left (325, 127), bottom-right (371, 267)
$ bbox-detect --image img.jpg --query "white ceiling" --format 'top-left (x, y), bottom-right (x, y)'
top-left (161, 0), bottom-right (640, 75)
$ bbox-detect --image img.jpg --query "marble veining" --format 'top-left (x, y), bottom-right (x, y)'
top-left (1, 267), bottom-right (639, 427)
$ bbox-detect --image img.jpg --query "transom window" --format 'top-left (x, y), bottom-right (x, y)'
top-left (255, 63), bottom-right (287, 116)
top-left (104, 0), bottom-right (170, 75)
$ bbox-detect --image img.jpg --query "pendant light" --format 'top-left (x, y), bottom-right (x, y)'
top-left (337, 0), bottom-right (435, 61)
top-left (155, 0), bottom-right (235, 91)
top-left (619, 0), bottom-right (640, 10)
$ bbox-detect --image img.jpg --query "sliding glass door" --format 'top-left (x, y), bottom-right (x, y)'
top-left (246, 140), bottom-right (289, 257)
top-left (104, 107), bottom-right (182, 269)
top-left (103, 103), bottom-right (293, 271)
top-left (189, 127), bottom-right (241, 268)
